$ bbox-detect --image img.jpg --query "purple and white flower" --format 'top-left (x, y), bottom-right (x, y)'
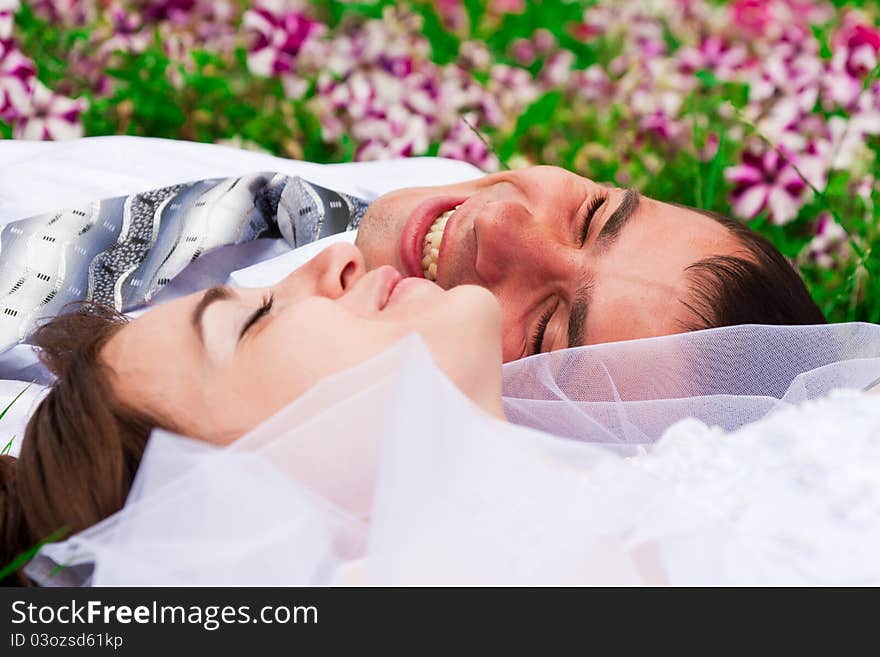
top-left (13, 80), bottom-right (87, 140)
top-left (807, 212), bottom-right (851, 269)
top-left (28, 0), bottom-right (96, 27)
top-left (0, 0), bottom-right (18, 41)
top-left (439, 115), bottom-right (499, 172)
top-left (244, 1), bottom-right (325, 79)
top-left (0, 39), bottom-right (34, 123)
top-left (725, 147), bottom-right (823, 224)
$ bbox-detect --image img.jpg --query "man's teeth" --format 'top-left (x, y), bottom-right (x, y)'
top-left (421, 206), bottom-right (458, 280)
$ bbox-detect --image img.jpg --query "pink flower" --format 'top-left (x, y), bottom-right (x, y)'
top-left (532, 29), bottom-right (556, 55)
top-left (725, 148), bottom-right (814, 224)
top-left (490, 0), bottom-right (524, 15)
top-left (639, 110), bottom-right (687, 145)
top-left (244, 3), bottom-right (324, 77)
top-left (438, 115), bottom-right (499, 171)
top-left (677, 36), bottom-right (748, 80)
top-left (0, 0), bottom-right (18, 41)
top-left (142, 0), bottom-right (197, 24)
top-left (730, 0), bottom-right (774, 37)
top-left (540, 50), bottom-right (574, 87)
top-left (0, 39), bottom-right (34, 122)
top-left (834, 18), bottom-right (880, 57)
top-left (433, 0), bottom-right (466, 32)
top-left (699, 133), bottom-right (720, 162)
top-left (28, 0), bottom-right (96, 27)
top-left (830, 17), bottom-right (880, 85)
top-left (807, 212), bottom-right (850, 269)
top-left (13, 80), bottom-right (87, 140)
top-left (458, 40), bottom-right (491, 71)
top-left (510, 38), bottom-right (536, 66)
top-left (100, 4), bottom-right (150, 56)
top-left (570, 21), bottom-right (600, 43)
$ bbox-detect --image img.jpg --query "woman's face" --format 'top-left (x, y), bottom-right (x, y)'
top-left (102, 243), bottom-right (504, 444)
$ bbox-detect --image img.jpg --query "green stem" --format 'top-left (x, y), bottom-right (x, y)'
top-left (461, 115), bottom-right (510, 171)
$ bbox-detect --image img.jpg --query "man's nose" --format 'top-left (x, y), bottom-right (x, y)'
top-left (473, 203), bottom-right (567, 285)
top-left (280, 242), bottom-right (366, 299)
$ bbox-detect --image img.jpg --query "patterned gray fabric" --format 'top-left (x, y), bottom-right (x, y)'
top-left (0, 173), bottom-right (368, 353)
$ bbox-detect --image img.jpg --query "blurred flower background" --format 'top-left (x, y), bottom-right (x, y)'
top-left (1, 0), bottom-right (878, 322)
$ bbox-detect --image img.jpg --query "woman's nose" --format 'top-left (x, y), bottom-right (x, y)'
top-left (316, 242), bottom-right (366, 296)
top-left (280, 241), bottom-right (366, 299)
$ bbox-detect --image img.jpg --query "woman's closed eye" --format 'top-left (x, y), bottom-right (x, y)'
top-left (239, 294), bottom-right (274, 340)
top-left (579, 193), bottom-right (608, 246)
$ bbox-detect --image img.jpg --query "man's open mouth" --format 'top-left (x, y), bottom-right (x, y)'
top-left (399, 196), bottom-right (467, 281)
top-left (421, 205), bottom-right (460, 280)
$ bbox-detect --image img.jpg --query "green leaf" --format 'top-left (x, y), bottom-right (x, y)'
top-left (0, 526), bottom-right (69, 582)
top-left (810, 24), bottom-right (833, 60)
top-left (695, 70), bottom-right (721, 88)
top-left (703, 133), bottom-right (726, 210)
top-left (516, 90), bottom-right (562, 138)
top-left (321, 0), bottom-right (388, 27)
top-left (293, 102), bottom-right (326, 162)
top-left (412, 2), bottom-right (461, 65)
top-left (0, 383), bottom-right (31, 423)
top-left (463, 0), bottom-right (486, 36)
top-left (0, 435), bottom-right (14, 457)
top-left (500, 90), bottom-right (562, 160)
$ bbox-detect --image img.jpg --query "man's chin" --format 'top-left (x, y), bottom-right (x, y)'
top-left (355, 203), bottom-right (405, 273)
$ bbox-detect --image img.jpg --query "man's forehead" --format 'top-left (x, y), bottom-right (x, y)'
top-left (582, 198), bottom-right (740, 344)
top-left (585, 271), bottom-right (694, 344)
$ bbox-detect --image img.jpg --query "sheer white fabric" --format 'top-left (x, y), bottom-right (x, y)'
top-left (25, 324), bottom-right (880, 586)
top-left (503, 322), bottom-right (880, 442)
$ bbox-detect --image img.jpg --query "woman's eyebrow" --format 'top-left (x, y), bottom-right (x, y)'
top-left (594, 189), bottom-right (641, 251)
top-left (191, 285), bottom-right (233, 344)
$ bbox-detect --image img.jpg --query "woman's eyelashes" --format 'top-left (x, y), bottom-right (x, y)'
top-left (238, 294), bottom-right (274, 340)
top-left (578, 193), bottom-right (608, 246)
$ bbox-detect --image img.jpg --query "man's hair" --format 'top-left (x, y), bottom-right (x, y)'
top-left (0, 305), bottom-right (158, 586)
top-left (678, 207), bottom-right (826, 330)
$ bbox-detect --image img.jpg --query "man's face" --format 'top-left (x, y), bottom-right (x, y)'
top-left (356, 165), bottom-right (741, 361)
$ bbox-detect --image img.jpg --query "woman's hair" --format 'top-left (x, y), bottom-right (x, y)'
top-left (680, 208), bottom-right (827, 330)
top-left (0, 304), bottom-right (158, 586)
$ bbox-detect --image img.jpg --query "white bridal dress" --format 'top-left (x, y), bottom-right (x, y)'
top-left (26, 323), bottom-right (880, 586)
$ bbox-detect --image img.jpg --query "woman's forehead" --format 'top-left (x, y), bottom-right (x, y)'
top-left (102, 294), bottom-right (207, 408)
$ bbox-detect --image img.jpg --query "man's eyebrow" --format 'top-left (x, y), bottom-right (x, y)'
top-left (565, 190), bottom-right (640, 348)
top-left (567, 277), bottom-right (593, 349)
top-left (595, 188), bottom-right (641, 251)
top-left (191, 285), bottom-right (232, 344)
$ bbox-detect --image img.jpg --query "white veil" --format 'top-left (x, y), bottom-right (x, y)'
top-left (25, 323), bottom-right (880, 586)
top-left (503, 322), bottom-right (880, 442)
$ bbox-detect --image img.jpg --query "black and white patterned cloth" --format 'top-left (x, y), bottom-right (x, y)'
top-left (0, 173), bottom-right (368, 353)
